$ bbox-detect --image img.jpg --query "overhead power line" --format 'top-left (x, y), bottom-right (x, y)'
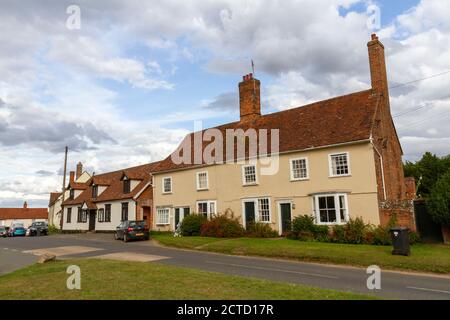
top-left (389, 70), bottom-right (450, 90)
top-left (392, 103), bottom-right (433, 118)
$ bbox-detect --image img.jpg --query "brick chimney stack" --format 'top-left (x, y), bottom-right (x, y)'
top-left (368, 34), bottom-right (390, 98)
top-left (69, 171), bottom-right (75, 184)
top-left (23, 201), bottom-right (28, 209)
top-left (239, 73), bottom-right (261, 121)
top-left (76, 162), bottom-right (83, 179)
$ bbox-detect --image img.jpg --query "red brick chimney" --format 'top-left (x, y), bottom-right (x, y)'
top-left (239, 73), bottom-right (261, 121)
top-left (23, 201), bottom-right (28, 209)
top-left (69, 171), bottom-right (75, 184)
top-left (368, 34), bottom-right (390, 110)
top-left (76, 162), bottom-right (83, 179)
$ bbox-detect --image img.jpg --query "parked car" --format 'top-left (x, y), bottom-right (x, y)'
top-left (114, 220), bottom-right (149, 242)
top-left (0, 226), bottom-right (7, 237)
top-left (8, 225), bottom-right (27, 237)
top-left (28, 222), bottom-right (49, 236)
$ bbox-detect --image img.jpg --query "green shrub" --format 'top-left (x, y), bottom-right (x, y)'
top-left (344, 217), bottom-right (367, 244)
top-left (331, 225), bottom-right (346, 243)
top-left (48, 225), bottom-right (61, 235)
top-left (180, 214), bottom-right (207, 236)
top-left (291, 215), bottom-right (329, 242)
top-left (372, 225), bottom-right (392, 246)
top-left (200, 216), bottom-right (244, 238)
top-left (409, 231), bottom-right (422, 245)
top-left (292, 215), bottom-right (316, 234)
top-left (246, 222), bottom-right (278, 238)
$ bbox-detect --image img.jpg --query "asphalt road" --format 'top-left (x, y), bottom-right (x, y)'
top-left (1, 234), bottom-right (450, 300)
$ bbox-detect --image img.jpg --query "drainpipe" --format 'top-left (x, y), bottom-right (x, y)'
top-left (371, 138), bottom-right (387, 201)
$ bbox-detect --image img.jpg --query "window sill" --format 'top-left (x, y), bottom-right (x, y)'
top-left (243, 183), bottom-right (258, 187)
top-left (329, 174), bottom-right (351, 179)
top-left (162, 192), bottom-right (173, 195)
top-left (290, 178), bottom-right (309, 182)
top-left (196, 188), bottom-right (209, 192)
top-left (156, 223), bottom-right (170, 226)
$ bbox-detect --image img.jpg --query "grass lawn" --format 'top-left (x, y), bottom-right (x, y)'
top-left (0, 259), bottom-right (374, 300)
top-left (152, 233), bottom-right (450, 274)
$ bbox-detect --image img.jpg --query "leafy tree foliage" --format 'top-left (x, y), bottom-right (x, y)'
top-left (404, 152), bottom-right (450, 197)
top-left (427, 168), bottom-right (450, 226)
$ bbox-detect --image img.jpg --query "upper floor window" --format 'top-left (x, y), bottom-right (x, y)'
top-left (329, 152), bottom-right (350, 177)
top-left (69, 189), bottom-right (75, 200)
top-left (163, 177), bottom-right (172, 194)
top-left (242, 165), bottom-right (257, 185)
top-left (313, 194), bottom-right (349, 225)
top-left (156, 208), bottom-right (170, 225)
top-left (196, 172), bottom-right (209, 190)
top-left (197, 200), bottom-right (216, 218)
top-left (290, 158), bottom-right (309, 180)
top-left (92, 185), bottom-right (98, 198)
top-left (123, 179), bottom-right (131, 194)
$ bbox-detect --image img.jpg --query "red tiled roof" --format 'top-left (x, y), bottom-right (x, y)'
top-left (153, 90), bottom-right (380, 173)
top-left (62, 162), bottom-right (161, 207)
top-left (48, 192), bottom-right (61, 207)
top-left (0, 208), bottom-right (48, 220)
top-left (68, 182), bottom-right (88, 190)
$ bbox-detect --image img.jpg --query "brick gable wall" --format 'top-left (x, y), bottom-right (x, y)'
top-left (368, 34), bottom-right (416, 230)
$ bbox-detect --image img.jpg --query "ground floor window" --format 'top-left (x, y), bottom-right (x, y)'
top-left (258, 198), bottom-right (271, 223)
top-left (121, 203), bottom-right (129, 221)
top-left (156, 208), bottom-right (170, 225)
top-left (196, 200), bottom-right (217, 218)
top-left (105, 204), bottom-right (111, 222)
top-left (313, 194), bottom-right (349, 224)
top-left (66, 208), bottom-right (72, 223)
top-left (98, 208), bottom-right (104, 222)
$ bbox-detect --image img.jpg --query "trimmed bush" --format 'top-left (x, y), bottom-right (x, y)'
top-left (180, 214), bottom-right (207, 236)
top-left (344, 217), bottom-right (367, 244)
top-left (246, 222), bottom-right (278, 238)
top-left (291, 215), bottom-right (329, 242)
top-left (200, 216), bottom-right (244, 238)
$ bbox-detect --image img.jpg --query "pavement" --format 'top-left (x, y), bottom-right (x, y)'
top-left (1, 233), bottom-right (450, 300)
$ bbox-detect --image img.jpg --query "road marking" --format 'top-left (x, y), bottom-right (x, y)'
top-left (406, 286), bottom-right (450, 295)
top-left (206, 260), bottom-right (339, 279)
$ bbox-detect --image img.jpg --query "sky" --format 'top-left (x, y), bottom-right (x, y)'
top-left (1, 0), bottom-right (449, 208)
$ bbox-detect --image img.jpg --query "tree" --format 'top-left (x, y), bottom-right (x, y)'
top-left (404, 152), bottom-right (450, 197)
top-left (427, 168), bottom-right (450, 227)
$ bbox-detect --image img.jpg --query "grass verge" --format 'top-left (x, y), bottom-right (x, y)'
top-left (0, 259), bottom-right (374, 300)
top-left (152, 233), bottom-right (450, 274)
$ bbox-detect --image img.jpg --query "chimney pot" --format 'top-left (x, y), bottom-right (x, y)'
top-left (23, 201), bottom-right (28, 209)
top-left (371, 33), bottom-right (378, 41)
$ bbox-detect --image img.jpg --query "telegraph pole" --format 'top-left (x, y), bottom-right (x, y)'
top-left (60, 146), bottom-right (68, 230)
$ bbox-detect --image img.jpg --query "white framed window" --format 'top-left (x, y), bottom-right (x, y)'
top-left (156, 208), bottom-right (170, 225)
top-left (313, 194), bottom-right (349, 225)
top-left (329, 152), bottom-right (350, 177)
top-left (242, 164), bottom-right (258, 185)
top-left (258, 198), bottom-right (271, 223)
top-left (196, 172), bottom-right (209, 190)
top-left (162, 177), bottom-right (172, 194)
top-left (196, 200), bottom-right (217, 218)
top-left (290, 157), bottom-right (309, 180)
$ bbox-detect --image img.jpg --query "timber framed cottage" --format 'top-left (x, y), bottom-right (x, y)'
top-left (150, 34), bottom-right (416, 234)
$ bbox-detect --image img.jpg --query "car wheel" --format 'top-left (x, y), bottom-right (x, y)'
top-left (123, 234), bottom-right (128, 243)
